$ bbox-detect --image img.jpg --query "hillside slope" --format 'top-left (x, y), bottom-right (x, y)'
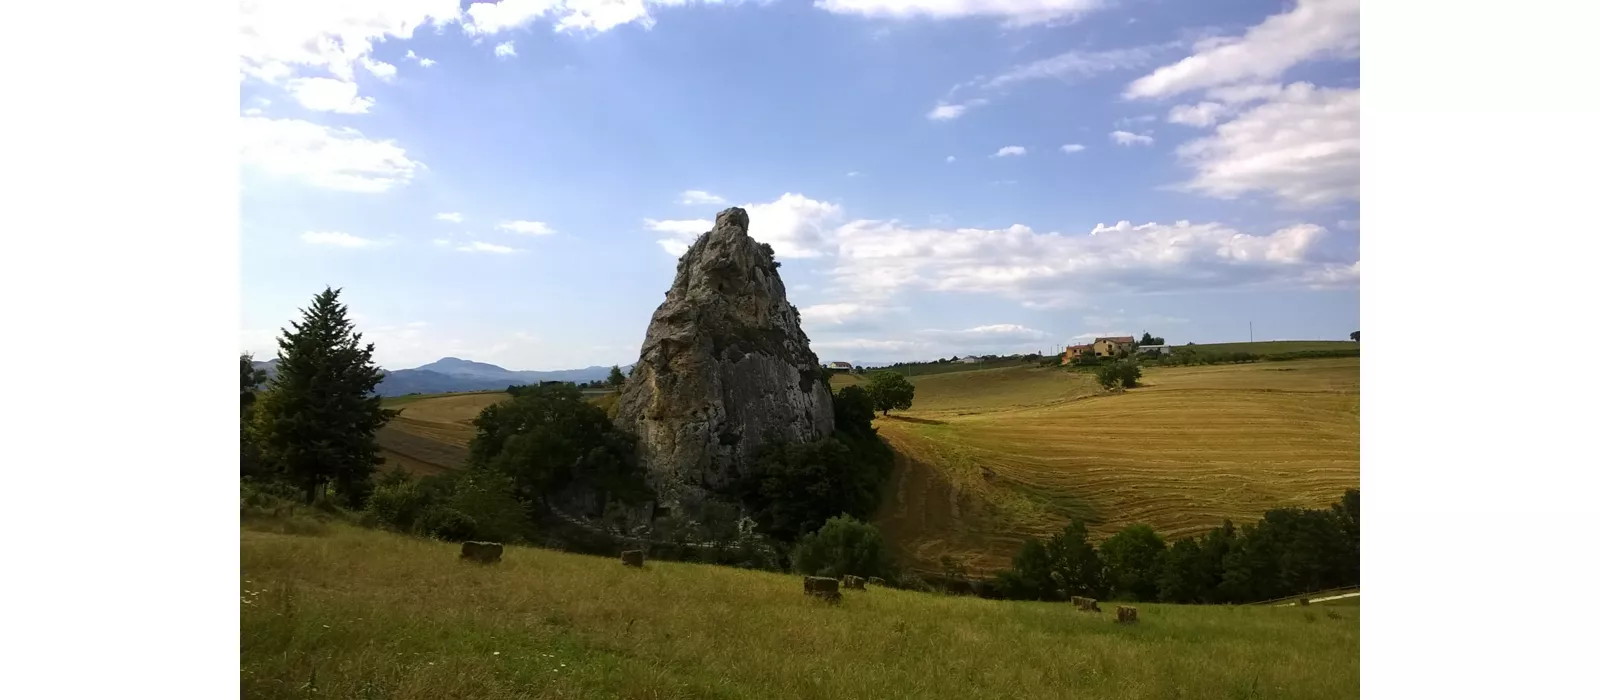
top-left (242, 524), bottom-right (1359, 700)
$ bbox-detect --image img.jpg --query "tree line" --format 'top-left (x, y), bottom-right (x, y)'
top-left (990, 489), bottom-right (1359, 604)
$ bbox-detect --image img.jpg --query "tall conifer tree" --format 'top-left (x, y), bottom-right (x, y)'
top-left (256, 287), bottom-right (394, 506)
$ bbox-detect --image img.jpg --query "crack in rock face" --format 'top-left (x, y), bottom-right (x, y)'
top-left (616, 207), bottom-right (835, 522)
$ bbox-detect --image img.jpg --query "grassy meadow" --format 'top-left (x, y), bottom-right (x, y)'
top-left (241, 523), bottom-right (1359, 700)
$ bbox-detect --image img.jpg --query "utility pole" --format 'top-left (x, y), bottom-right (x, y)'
top-left (1249, 321), bottom-right (1253, 343)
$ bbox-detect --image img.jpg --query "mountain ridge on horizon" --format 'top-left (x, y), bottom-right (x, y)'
top-left (249, 355), bottom-right (636, 397)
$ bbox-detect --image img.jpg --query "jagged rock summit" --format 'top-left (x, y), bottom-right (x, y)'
top-left (616, 207), bottom-right (835, 520)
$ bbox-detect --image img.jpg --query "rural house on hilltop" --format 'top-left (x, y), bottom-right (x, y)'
top-left (826, 361), bottom-right (853, 371)
top-left (1060, 344), bottom-right (1094, 364)
top-left (1093, 336), bottom-right (1136, 358)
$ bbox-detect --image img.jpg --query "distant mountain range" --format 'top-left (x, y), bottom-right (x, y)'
top-left (250, 357), bottom-right (634, 397)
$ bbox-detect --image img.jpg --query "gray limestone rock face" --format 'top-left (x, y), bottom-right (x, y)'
top-left (615, 207), bottom-right (835, 519)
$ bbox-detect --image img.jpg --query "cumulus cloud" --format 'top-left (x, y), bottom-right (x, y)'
top-left (1060, 143), bottom-right (1085, 153)
top-left (1110, 130), bottom-right (1153, 146)
top-left (1175, 83), bottom-right (1359, 206)
top-left (286, 77), bottom-right (374, 113)
top-left (463, 0), bottom-right (743, 37)
top-left (497, 220), bottom-right (556, 235)
top-left (301, 231), bottom-right (386, 248)
top-left (1124, 0), bottom-right (1360, 100)
top-left (798, 303), bottom-right (893, 331)
top-left (240, 117), bottom-right (422, 193)
top-left (811, 323), bottom-right (1053, 362)
top-left (238, 0), bottom-right (461, 84)
top-left (828, 218), bottom-right (1358, 306)
top-left (816, 0), bottom-right (1106, 25)
top-left (435, 212), bottom-right (464, 223)
top-left (644, 193), bottom-right (843, 259)
top-left (494, 41), bottom-right (517, 58)
top-left (919, 324), bottom-right (1048, 346)
top-left (993, 146), bottom-right (1027, 157)
top-left (680, 190), bottom-right (726, 205)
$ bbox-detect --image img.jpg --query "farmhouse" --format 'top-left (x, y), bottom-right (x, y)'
top-left (959, 356), bottom-right (980, 364)
top-left (827, 361), bottom-right (853, 370)
top-left (1093, 336), bottom-right (1136, 358)
top-left (1060, 344), bottom-right (1094, 364)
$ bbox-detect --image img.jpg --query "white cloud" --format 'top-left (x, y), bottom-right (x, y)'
top-left (1125, 0), bottom-right (1360, 100)
top-left (920, 324), bottom-right (1048, 346)
top-left (929, 44), bottom-right (1172, 119)
top-left (301, 231), bottom-right (386, 248)
top-left (846, 171), bottom-right (862, 178)
top-left (1168, 101), bottom-right (1228, 127)
top-left (240, 117), bottom-right (422, 193)
top-left (815, 0), bottom-right (1106, 25)
top-left (435, 212), bottom-right (465, 223)
top-left (680, 190), bottom-right (726, 205)
top-left (993, 146), bottom-right (1027, 157)
top-left (645, 218), bottom-right (713, 235)
top-left (406, 50), bottom-right (418, 60)
top-left (984, 46), bottom-right (1165, 91)
top-left (494, 41), bottom-right (517, 58)
top-left (1060, 143), bottom-right (1085, 153)
top-left (645, 193), bottom-right (843, 259)
top-left (1110, 130), bottom-right (1153, 146)
top-left (361, 57), bottom-right (398, 81)
top-left (286, 77), bottom-right (374, 113)
top-left (927, 98), bottom-right (988, 121)
top-left (455, 241), bottom-right (519, 254)
top-left (497, 220), bottom-right (556, 235)
top-left (420, 58), bottom-right (438, 67)
top-left (239, 0), bottom-right (462, 85)
top-left (1175, 83), bottom-right (1359, 206)
top-left (242, 108), bottom-right (264, 116)
top-left (946, 155), bottom-right (956, 163)
top-left (404, 49), bottom-right (436, 67)
top-left (829, 218), bottom-right (1358, 305)
top-left (798, 302), bottom-right (890, 330)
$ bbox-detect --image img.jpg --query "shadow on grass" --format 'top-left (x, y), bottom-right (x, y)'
top-left (882, 416), bottom-right (947, 426)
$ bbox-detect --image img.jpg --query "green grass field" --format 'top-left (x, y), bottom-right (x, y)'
top-left (242, 523), bottom-right (1359, 700)
top-left (1182, 341), bottom-right (1358, 358)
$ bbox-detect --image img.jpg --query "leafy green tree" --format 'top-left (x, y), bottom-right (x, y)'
top-left (240, 354), bottom-right (271, 479)
top-left (832, 385), bottom-right (877, 438)
top-left (1157, 537), bottom-right (1207, 603)
top-left (1095, 360), bottom-right (1141, 389)
top-left (468, 382), bottom-right (648, 507)
top-left (254, 287), bottom-right (394, 507)
top-left (865, 371), bottom-right (916, 416)
top-left (791, 514), bottom-right (893, 579)
top-left (1099, 523), bottom-right (1167, 601)
top-left (994, 537), bottom-right (1058, 600)
top-left (1350, 331), bottom-right (1360, 341)
top-left (1045, 519), bottom-right (1105, 598)
top-left (607, 365), bottom-right (626, 388)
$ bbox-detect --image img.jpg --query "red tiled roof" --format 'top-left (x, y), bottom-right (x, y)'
top-left (1095, 336), bottom-right (1135, 343)
top-left (1064, 344), bottom-right (1093, 351)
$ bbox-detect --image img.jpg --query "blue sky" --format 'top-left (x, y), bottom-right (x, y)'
top-left (240, 0), bottom-right (1359, 370)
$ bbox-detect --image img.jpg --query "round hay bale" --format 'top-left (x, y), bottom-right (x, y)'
top-left (804, 576), bottom-right (842, 603)
top-left (459, 541), bottom-right (504, 564)
top-left (1115, 605), bottom-right (1139, 624)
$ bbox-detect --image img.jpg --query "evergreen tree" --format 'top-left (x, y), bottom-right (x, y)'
top-left (607, 365), bottom-right (626, 388)
top-left (254, 287), bottom-right (394, 507)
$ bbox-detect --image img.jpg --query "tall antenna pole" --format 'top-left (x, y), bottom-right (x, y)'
top-left (1249, 322), bottom-right (1253, 343)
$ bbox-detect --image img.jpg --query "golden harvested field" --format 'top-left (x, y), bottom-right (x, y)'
top-left (242, 523), bottom-right (1360, 700)
top-left (377, 391), bottom-right (619, 473)
top-left (871, 358), bottom-right (1360, 574)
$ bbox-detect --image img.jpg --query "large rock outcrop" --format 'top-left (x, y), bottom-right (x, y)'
top-left (616, 207), bottom-right (835, 520)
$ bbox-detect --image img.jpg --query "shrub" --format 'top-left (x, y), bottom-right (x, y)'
top-left (791, 515), bottom-right (893, 579)
top-left (469, 382), bottom-right (650, 508)
top-left (1100, 523), bottom-right (1167, 601)
top-left (416, 506), bottom-right (478, 542)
